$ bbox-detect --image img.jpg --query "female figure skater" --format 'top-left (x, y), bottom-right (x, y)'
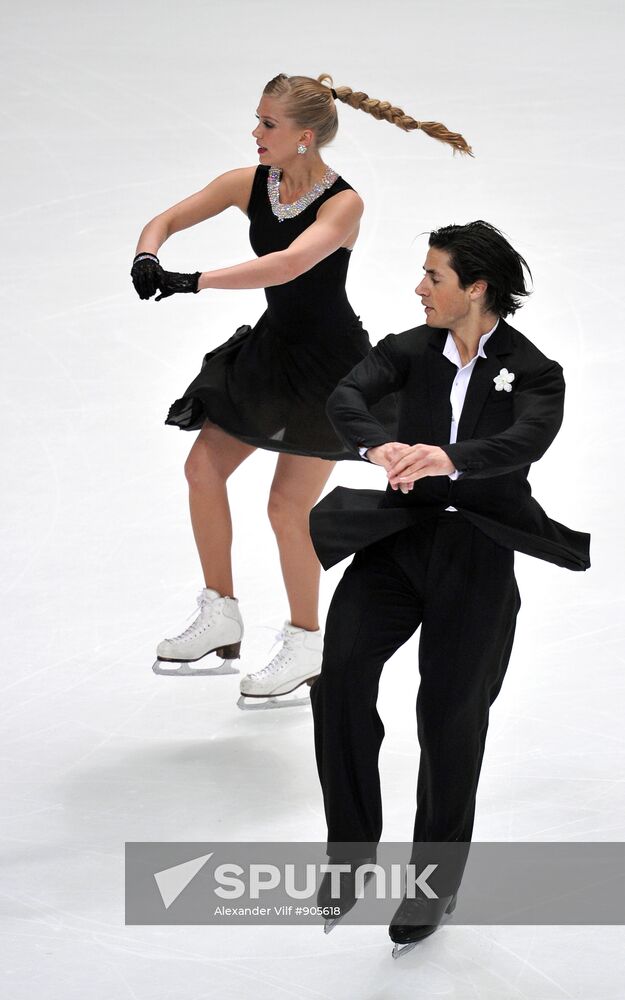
top-left (131, 73), bottom-right (471, 706)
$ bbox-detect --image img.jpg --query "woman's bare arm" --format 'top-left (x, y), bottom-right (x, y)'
top-left (197, 189), bottom-right (364, 291)
top-left (135, 166), bottom-right (257, 255)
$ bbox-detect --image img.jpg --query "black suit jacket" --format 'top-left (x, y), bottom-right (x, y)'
top-left (309, 318), bottom-right (591, 572)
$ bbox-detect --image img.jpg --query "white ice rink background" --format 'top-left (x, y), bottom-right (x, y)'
top-left (1, 0), bottom-right (624, 997)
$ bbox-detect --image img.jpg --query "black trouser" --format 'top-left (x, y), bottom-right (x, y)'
top-left (310, 512), bottom-right (521, 887)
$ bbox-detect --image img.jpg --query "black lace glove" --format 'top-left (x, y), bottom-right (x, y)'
top-left (155, 269), bottom-right (201, 301)
top-left (131, 253), bottom-right (163, 300)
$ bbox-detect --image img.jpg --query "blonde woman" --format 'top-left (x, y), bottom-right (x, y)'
top-left (132, 73), bottom-right (471, 704)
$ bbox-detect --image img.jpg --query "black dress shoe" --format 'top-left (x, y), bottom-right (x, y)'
top-left (389, 891), bottom-right (457, 958)
top-left (317, 859), bottom-right (375, 934)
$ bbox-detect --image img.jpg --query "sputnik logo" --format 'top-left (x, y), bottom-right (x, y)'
top-left (153, 853), bottom-right (213, 909)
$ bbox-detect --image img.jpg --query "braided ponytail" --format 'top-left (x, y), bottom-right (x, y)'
top-left (332, 83), bottom-right (472, 156)
top-left (263, 73), bottom-right (472, 156)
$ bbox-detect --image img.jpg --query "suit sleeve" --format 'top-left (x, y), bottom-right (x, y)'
top-left (441, 360), bottom-right (565, 479)
top-left (326, 334), bottom-right (408, 459)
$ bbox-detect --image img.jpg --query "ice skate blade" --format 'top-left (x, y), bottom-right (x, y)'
top-left (236, 693), bottom-right (311, 711)
top-left (153, 659), bottom-right (240, 676)
top-left (323, 916), bottom-right (342, 934)
top-left (392, 941), bottom-right (417, 960)
top-left (389, 897), bottom-right (457, 959)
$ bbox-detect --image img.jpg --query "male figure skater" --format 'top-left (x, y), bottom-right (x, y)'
top-left (308, 221), bottom-right (590, 956)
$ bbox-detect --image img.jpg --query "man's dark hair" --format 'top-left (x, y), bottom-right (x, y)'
top-left (428, 221), bottom-right (532, 317)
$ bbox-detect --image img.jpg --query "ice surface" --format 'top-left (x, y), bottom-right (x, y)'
top-left (1, 0), bottom-right (624, 996)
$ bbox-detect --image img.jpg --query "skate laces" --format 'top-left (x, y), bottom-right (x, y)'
top-left (168, 590), bottom-right (220, 643)
top-left (250, 626), bottom-right (298, 678)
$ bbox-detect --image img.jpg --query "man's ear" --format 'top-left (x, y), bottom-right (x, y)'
top-left (469, 278), bottom-right (488, 303)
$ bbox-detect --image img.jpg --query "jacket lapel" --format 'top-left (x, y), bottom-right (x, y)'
top-left (426, 329), bottom-right (457, 444)
top-left (456, 319), bottom-right (514, 441)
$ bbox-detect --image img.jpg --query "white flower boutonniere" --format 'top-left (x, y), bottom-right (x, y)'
top-left (493, 368), bottom-right (515, 392)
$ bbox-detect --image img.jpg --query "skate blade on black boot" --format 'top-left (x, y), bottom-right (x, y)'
top-left (236, 676), bottom-right (317, 711)
top-left (152, 642), bottom-right (241, 676)
top-left (319, 867), bottom-right (375, 934)
top-left (390, 892), bottom-right (457, 959)
top-left (323, 913), bottom-right (343, 934)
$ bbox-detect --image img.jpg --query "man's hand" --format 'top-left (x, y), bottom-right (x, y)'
top-left (386, 444), bottom-right (456, 490)
top-left (365, 443), bottom-right (415, 493)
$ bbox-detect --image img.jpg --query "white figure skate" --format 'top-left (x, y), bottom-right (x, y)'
top-left (237, 621), bottom-right (322, 710)
top-left (152, 588), bottom-right (243, 676)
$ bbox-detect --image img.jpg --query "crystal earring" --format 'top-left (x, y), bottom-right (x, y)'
top-left (297, 144), bottom-right (308, 155)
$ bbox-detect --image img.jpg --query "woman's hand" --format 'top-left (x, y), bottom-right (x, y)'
top-left (155, 269), bottom-right (202, 300)
top-left (130, 253), bottom-right (163, 300)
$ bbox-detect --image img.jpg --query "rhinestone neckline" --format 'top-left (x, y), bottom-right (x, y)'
top-left (267, 165), bottom-right (339, 222)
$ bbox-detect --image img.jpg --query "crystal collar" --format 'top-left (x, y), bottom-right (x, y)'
top-left (267, 165), bottom-right (339, 222)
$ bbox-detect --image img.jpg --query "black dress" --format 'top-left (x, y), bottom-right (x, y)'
top-left (165, 164), bottom-right (396, 460)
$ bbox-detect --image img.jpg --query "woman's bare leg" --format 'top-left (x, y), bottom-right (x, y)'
top-left (267, 453), bottom-right (336, 631)
top-left (184, 421), bottom-right (256, 597)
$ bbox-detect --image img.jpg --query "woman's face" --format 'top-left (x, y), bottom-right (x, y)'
top-left (252, 95), bottom-right (313, 167)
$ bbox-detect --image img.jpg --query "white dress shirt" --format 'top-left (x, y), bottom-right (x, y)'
top-left (359, 319), bottom-right (500, 511)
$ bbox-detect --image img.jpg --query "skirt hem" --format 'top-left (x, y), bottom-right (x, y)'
top-left (165, 394), bottom-right (359, 462)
